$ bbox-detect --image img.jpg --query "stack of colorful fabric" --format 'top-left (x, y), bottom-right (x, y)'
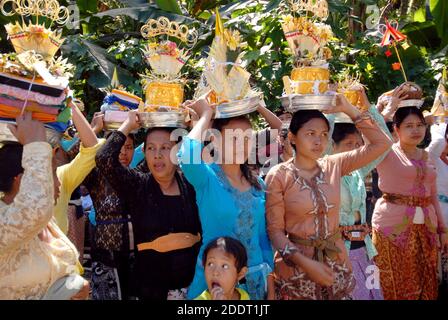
top-left (0, 65), bottom-right (71, 132)
top-left (101, 88), bottom-right (142, 130)
top-left (0, 0), bottom-right (73, 134)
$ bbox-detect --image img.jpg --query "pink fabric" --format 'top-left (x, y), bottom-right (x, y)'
top-left (0, 84), bottom-right (67, 105)
top-left (372, 143), bottom-right (440, 248)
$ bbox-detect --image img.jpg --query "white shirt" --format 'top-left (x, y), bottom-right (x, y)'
top-left (81, 195), bottom-right (93, 211)
top-left (426, 123), bottom-right (448, 222)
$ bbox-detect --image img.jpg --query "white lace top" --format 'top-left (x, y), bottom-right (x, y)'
top-left (0, 142), bottom-right (79, 300)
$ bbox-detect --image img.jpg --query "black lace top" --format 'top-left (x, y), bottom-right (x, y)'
top-left (95, 131), bottom-right (202, 299)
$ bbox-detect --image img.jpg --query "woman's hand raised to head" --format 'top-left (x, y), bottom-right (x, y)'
top-left (323, 93), bottom-right (361, 121)
top-left (381, 84), bottom-right (410, 121)
top-left (358, 86), bottom-right (372, 111)
top-left (118, 110), bottom-right (141, 135)
top-left (8, 112), bottom-right (47, 145)
top-left (186, 93), bottom-right (216, 141)
top-left (90, 112), bottom-right (105, 135)
top-left (184, 92), bottom-right (215, 119)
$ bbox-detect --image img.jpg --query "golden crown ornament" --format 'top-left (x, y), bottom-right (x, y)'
top-left (138, 17), bottom-right (198, 128)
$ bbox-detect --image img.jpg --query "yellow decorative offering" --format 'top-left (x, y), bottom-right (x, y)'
top-left (140, 17), bottom-right (197, 114)
top-left (289, 67), bottom-right (329, 94)
top-left (144, 82), bottom-right (184, 111)
top-left (281, 0), bottom-right (334, 103)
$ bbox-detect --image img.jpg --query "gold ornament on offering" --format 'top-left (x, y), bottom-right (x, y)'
top-left (287, 0), bottom-right (329, 20)
top-left (140, 17), bottom-right (198, 79)
top-left (430, 69), bottom-right (448, 123)
top-left (139, 17), bottom-right (197, 113)
top-left (337, 74), bottom-right (368, 111)
top-left (288, 66), bottom-right (329, 94)
top-left (144, 82), bottom-right (184, 111)
top-left (281, 15), bottom-right (333, 67)
top-left (281, 0), bottom-right (335, 112)
top-left (138, 17), bottom-right (197, 127)
top-left (1, 0), bottom-right (70, 24)
top-left (141, 17), bottom-right (198, 48)
top-left (195, 9), bottom-right (262, 119)
top-left (0, 0), bottom-right (72, 87)
top-left (2, 0), bottom-right (69, 61)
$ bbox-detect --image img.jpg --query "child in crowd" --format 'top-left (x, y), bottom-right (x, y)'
top-left (195, 237), bottom-right (250, 300)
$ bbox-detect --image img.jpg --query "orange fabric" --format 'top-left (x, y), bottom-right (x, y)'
top-left (372, 224), bottom-right (438, 300)
top-left (137, 232), bottom-right (201, 253)
top-left (0, 104), bottom-right (57, 122)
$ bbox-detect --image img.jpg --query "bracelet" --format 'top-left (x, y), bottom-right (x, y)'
top-left (353, 111), bottom-right (372, 125)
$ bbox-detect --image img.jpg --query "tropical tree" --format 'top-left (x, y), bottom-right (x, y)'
top-left (1, 0), bottom-right (445, 118)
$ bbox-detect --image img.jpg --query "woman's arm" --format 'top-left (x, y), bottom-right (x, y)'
top-left (257, 101), bottom-right (282, 131)
top-left (328, 95), bottom-right (393, 176)
top-left (57, 102), bottom-right (105, 198)
top-left (357, 105), bottom-right (393, 178)
top-left (178, 97), bottom-right (215, 191)
top-left (186, 96), bottom-right (214, 142)
top-left (1, 115), bottom-right (53, 252)
top-left (70, 100), bottom-right (98, 148)
top-left (95, 112), bottom-right (144, 201)
top-left (427, 123), bottom-right (447, 161)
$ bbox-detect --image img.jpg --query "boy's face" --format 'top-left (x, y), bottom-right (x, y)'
top-left (119, 136), bottom-right (135, 167)
top-left (278, 113), bottom-right (292, 124)
top-left (204, 248), bottom-right (246, 299)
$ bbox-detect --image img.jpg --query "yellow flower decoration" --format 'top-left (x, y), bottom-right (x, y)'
top-left (224, 29), bottom-right (241, 51)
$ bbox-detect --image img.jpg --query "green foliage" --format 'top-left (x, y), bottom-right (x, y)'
top-left (2, 0), bottom-right (445, 119)
top-left (429, 0), bottom-right (448, 47)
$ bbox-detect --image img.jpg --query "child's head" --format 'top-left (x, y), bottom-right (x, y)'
top-left (202, 237), bottom-right (248, 298)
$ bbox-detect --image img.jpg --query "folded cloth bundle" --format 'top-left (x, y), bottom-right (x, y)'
top-left (0, 1), bottom-right (74, 133)
top-left (0, 70), bottom-right (71, 126)
top-left (0, 103), bottom-right (57, 122)
top-left (101, 89), bottom-right (142, 130)
top-left (0, 95), bottom-right (62, 114)
top-left (0, 73), bottom-right (68, 125)
top-left (0, 72), bottom-right (65, 97)
top-left (100, 89), bottom-right (142, 113)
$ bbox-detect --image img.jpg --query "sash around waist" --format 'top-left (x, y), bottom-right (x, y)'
top-left (288, 232), bottom-right (342, 263)
top-left (382, 193), bottom-right (432, 207)
top-left (137, 232), bottom-right (201, 253)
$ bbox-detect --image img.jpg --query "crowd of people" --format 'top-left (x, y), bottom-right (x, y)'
top-left (0, 83), bottom-right (447, 301)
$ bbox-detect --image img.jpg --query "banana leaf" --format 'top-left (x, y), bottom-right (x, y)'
top-left (62, 39), bottom-right (135, 89)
